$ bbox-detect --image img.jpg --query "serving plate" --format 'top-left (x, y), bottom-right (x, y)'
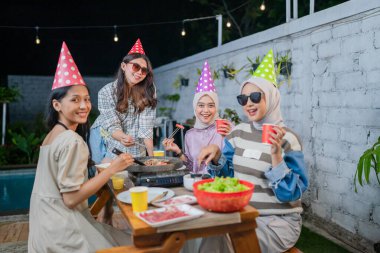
top-left (136, 204), bottom-right (204, 227)
top-left (116, 187), bottom-right (175, 204)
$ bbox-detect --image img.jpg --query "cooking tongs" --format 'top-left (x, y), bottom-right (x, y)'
top-left (111, 148), bottom-right (146, 166)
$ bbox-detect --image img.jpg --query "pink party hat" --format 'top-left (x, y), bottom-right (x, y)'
top-left (195, 61), bottom-right (216, 93)
top-left (128, 38), bottom-right (145, 55)
top-left (52, 42), bottom-right (86, 90)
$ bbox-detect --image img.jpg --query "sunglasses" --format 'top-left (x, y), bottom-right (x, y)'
top-left (127, 62), bottom-right (149, 75)
top-left (236, 92), bottom-right (263, 106)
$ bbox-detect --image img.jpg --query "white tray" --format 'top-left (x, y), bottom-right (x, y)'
top-left (152, 195), bottom-right (197, 207)
top-left (136, 204), bottom-right (204, 227)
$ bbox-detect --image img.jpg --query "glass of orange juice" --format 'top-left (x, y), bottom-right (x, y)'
top-left (129, 186), bottom-right (148, 212)
top-left (153, 150), bottom-right (165, 157)
top-left (111, 173), bottom-right (125, 190)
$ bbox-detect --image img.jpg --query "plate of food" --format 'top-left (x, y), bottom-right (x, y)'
top-left (117, 187), bottom-right (175, 204)
top-left (152, 195), bottom-right (197, 207)
top-left (136, 204), bottom-right (204, 227)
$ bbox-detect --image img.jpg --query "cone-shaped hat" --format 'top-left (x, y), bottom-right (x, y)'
top-left (128, 38), bottom-right (145, 55)
top-left (52, 42), bottom-right (86, 90)
top-left (195, 61), bottom-right (216, 93)
top-left (252, 49), bottom-right (277, 87)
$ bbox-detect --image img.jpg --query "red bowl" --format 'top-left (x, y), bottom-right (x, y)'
top-left (193, 179), bottom-right (255, 213)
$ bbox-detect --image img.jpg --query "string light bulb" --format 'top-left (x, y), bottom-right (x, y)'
top-left (113, 25), bottom-right (119, 42)
top-left (35, 26), bottom-right (40, 45)
top-left (226, 20), bottom-right (231, 28)
top-left (260, 1), bottom-right (266, 11)
top-left (181, 22), bottom-right (186, 36)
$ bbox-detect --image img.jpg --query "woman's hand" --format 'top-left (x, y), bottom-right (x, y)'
top-left (269, 126), bottom-right (287, 166)
top-left (197, 144), bottom-right (221, 166)
top-left (217, 120), bottom-right (233, 137)
top-left (162, 138), bottom-right (181, 154)
top-left (110, 153), bottom-right (134, 173)
top-left (121, 135), bottom-right (135, 147)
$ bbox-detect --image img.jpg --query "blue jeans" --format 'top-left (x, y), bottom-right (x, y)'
top-left (89, 126), bottom-right (108, 164)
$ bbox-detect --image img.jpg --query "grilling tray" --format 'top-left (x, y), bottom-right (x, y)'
top-left (128, 156), bottom-right (189, 187)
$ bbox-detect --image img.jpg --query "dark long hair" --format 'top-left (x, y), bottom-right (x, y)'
top-left (115, 53), bottom-right (157, 113)
top-left (46, 85), bottom-right (91, 143)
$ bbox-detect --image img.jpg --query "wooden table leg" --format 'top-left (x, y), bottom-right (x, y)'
top-left (229, 228), bottom-right (261, 253)
top-left (90, 186), bottom-right (111, 216)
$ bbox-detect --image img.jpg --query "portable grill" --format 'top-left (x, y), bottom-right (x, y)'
top-left (128, 156), bottom-right (188, 187)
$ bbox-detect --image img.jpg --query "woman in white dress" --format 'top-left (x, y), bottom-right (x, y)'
top-left (28, 42), bottom-right (134, 253)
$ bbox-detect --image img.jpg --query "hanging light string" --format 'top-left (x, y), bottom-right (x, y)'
top-left (1, 0), bottom-right (255, 42)
top-left (0, 0), bottom-right (253, 30)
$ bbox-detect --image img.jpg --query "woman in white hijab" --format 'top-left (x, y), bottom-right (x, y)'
top-left (163, 61), bottom-right (231, 175)
top-left (197, 75), bottom-right (308, 253)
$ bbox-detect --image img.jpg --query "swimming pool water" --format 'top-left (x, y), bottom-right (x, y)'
top-left (0, 169), bottom-right (35, 215)
top-left (0, 169), bottom-right (97, 215)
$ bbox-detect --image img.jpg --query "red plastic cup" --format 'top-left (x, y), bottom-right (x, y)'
top-left (215, 119), bottom-right (229, 134)
top-left (262, 124), bottom-right (277, 145)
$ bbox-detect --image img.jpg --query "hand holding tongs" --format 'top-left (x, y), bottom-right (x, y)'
top-left (101, 127), bottom-right (146, 149)
top-left (111, 148), bottom-right (145, 166)
top-left (167, 123), bottom-right (185, 139)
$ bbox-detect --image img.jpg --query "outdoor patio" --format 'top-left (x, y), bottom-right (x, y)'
top-left (1, 0), bottom-right (380, 252)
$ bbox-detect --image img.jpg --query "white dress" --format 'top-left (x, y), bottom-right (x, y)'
top-left (28, 130), bottom-right (130, 253)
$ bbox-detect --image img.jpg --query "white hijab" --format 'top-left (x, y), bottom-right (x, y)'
top-left (240, 77), bottom-right (285, 130)
top-left (193, 92), bottom-right (219, 129)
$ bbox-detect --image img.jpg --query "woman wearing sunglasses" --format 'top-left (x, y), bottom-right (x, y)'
top-left (90, 38), bottom-right (156, 164)
top-left (89, 39), bottom-right (156, 224)
top-left (197, 50), bottom-right (308, 253)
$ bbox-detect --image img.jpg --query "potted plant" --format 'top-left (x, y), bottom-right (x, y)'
top-left (180, 77), bottom-right (189, 87)
top-left (275, 51), bottom-right (292, 76)
top-left (354, 136), bottom-right (380, 192)
top-left (220, 108), bottom-right (241, 125)
top-left (247, 56), bottom-right (261, 72)
top-left (222, 64), bottom-right (236, 79)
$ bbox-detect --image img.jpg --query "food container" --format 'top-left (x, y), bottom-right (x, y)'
top-left (193, 179), bottom-right (254, 213)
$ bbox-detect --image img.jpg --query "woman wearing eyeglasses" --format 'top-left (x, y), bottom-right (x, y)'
top-left (197, 51), bottom-right (308, 253)
top-left (90, 39), bottom-right (157, 165)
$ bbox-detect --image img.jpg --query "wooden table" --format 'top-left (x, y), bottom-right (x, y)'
top-left (91, 182), bottom-right (261, 253)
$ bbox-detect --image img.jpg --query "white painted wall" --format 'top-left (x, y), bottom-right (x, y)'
top-left (153, 1), bottom-right (380, 251)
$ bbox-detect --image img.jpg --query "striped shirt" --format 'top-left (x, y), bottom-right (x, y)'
top-left (92, 81), bottom-right (156, 157)
top-left (210, 122), bottom-right (308, 215)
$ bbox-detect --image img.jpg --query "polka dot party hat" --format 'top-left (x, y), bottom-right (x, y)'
top-left (253, 49), bottom-right (277, 87)
top-left (128, 38), bottom-right (145, 55)
top-left (52, 42), bottom-right (86, 90)
top-left (195, 61), bottom-right (217, 93)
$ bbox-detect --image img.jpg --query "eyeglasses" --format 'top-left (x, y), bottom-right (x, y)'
top-left (127, 62), bottom-right (149, 75)
top-left (236, 92), bottom-right (263, 106)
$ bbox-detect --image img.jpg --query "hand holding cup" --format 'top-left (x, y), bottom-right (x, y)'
top-left (215, 119), bottom-right (232, 137)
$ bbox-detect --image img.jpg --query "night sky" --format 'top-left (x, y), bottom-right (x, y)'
top-left (0, 0), bottom-right (217, 78)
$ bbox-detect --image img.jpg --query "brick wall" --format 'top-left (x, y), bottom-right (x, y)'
top-left (153, 1), bottom-right (380, 252)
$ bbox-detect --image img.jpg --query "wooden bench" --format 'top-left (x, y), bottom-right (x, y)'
top-left (96, 232), bottom-right (185, 253)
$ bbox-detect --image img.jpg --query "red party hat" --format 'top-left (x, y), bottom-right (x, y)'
top-left (52, 42), bottom-right (86, 90)
top-left (128, 38), bottom-right (145, 55)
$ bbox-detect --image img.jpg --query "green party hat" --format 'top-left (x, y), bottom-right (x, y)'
top-left (253, 49), bottom-right (277, 87)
